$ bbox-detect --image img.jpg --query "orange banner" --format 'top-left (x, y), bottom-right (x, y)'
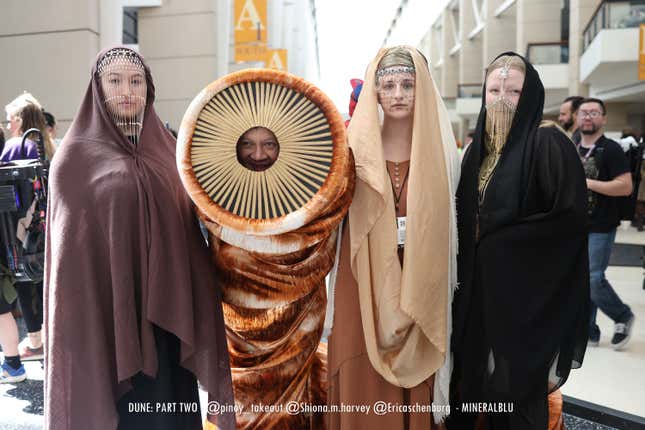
top-left (638, 24), bottom-right (645, 81)
top-left (265, 49), bottom-right (288, 72)
top-left (235, 44), bottom-right (268, 63)
top-left (234, 0), bottom-right (267, 44)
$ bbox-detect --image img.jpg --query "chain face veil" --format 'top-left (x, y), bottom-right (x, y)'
top-left (97, 48), bottom-right (147, 145)
top-left (479, 57), bottom-right (525, 196)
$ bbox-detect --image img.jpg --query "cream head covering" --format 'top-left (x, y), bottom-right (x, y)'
top-left (346, 45), bottom-right (460, 422)
top-left (375, 46), bottom-right (416, 81)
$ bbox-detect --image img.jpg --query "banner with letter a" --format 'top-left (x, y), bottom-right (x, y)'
top-left (234, 0), bottom-right (268, 62)
top-left (265, 49), bottom-right (288, 72)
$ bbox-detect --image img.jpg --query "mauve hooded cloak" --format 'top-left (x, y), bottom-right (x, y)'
top-left (44, 47), bottom-right (234, 430)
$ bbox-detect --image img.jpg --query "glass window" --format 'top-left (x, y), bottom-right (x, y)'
top-left (528, 44), bottom-right (566, 64)
top-left (458, 84), bottom-right (482, 98)
top-left (610, 1), bottom-right (645, 28)
top-left (123, 7), bottom-right (138, 45)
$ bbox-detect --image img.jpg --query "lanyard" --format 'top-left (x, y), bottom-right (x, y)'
top-left (577, 143), bottom-right (595, 161)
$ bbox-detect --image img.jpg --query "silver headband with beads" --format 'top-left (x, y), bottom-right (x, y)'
top-left (376, 66), bottom-right (415, 78)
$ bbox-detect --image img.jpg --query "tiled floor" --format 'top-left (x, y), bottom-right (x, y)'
top-left (561, 226), bottom-right (645, 420)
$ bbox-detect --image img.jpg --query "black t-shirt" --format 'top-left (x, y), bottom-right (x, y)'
top-left (578, 135), bottom-right (630, 232)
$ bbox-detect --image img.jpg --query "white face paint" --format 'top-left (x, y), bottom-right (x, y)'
top-left (485, 66), bottom-right (524, 108)
top-left (376, 67), bottom-right (415, 120)
top-left (484, 63), bottom-right (525, 146)
top-left (98, 49), bottom-right (147, 144)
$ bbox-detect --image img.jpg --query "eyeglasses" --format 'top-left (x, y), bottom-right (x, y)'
top-left (579, 110), bottom-right (603, 119)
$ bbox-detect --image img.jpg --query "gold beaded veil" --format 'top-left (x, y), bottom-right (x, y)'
top-left (478, 55), bottom-right (526, 195)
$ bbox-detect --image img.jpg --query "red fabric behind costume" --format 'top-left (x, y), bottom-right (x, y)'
top-left (44, 47), bottom-right (234, 429)
top-left (345, 79), bottom-right (363, 128)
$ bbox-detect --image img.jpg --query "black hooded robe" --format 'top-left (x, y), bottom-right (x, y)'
top-left (449, 53), bottom-right (589, 429)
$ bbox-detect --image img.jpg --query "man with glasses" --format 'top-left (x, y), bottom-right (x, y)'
top-left (577, 98), bottom-right (635, 350)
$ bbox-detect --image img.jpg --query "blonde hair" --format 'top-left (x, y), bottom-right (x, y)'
top-left (5, 92), bottom-right (41, 117)
top-left (539, 120), bottom-right (572, 142)
top-left (378, 46), bottom-right (415, 70)
top-left (485, 55), bottom-right (526, 79)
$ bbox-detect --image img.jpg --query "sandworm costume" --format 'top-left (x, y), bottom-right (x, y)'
top-left (177, 69), bottom-right (355, 429)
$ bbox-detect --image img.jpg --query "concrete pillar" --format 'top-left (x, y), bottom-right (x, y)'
top-left (484, 0), bottom-right (517, 66)
top-left (459, 0), bottom-right (484, 86)
top-left (569, 0), bottom-right (602, 96)
top-left (215, 0), bottom-right (231, 78)
top-left (516, 0), bottom-right (562, 56)
top-left (431, 21), bottom-right (444, 94)
top-left (442, 10), bottom-right (459, 98)
top-left (0, 0), bottom-right (100, 133)
top-left (138, 0), bottom-right (220, 129)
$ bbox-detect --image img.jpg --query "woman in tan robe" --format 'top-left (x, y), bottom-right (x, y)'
top-left (326, 46), bottom-right (460, 429)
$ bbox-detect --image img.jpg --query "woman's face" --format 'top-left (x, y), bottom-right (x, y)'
top-left (236, 127), bottom-right (280, 172)
top-left (376, 70), bottom-right (415, 120)
top-left (100, 62), bottom-right (147, 120)
top-left (485, 67), bottom-right (525, 107)
top-left (5, 112), bottom-right (21, 137)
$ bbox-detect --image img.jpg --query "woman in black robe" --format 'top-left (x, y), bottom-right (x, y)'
top-left (448, 52), bottom-right (589, 429)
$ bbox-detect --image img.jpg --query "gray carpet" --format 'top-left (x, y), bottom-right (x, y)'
top-left (564, 414), bottom-right (619, 429)
top-left (609, 243), bottom-right (644, 267)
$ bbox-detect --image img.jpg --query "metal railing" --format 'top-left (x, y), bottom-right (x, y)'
top-left (458, 84), bottom-right (483, 99)
top-left (583, 0), bottom-right (645, 51)
top-left (526, 41), bottom-right (569, 64)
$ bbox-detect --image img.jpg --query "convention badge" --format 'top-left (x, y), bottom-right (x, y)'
top-left (397, 216), bottom-right (406, 246)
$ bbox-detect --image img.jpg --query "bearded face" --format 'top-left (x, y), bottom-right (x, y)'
top-left (558, 101), bottom-right (575, 131)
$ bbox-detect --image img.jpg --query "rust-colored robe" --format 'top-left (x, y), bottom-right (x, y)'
top-left (203, 161), bottom-right (354, 430)
top-left (177, 68), bottom-right (356, 430)
top-left (328, 160), bottom-right (444, 430)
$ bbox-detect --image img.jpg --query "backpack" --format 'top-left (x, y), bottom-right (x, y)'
top-left (618, 140), bottom-right (644, 221)
top-left (0, 129), bottom-right (49, 283)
